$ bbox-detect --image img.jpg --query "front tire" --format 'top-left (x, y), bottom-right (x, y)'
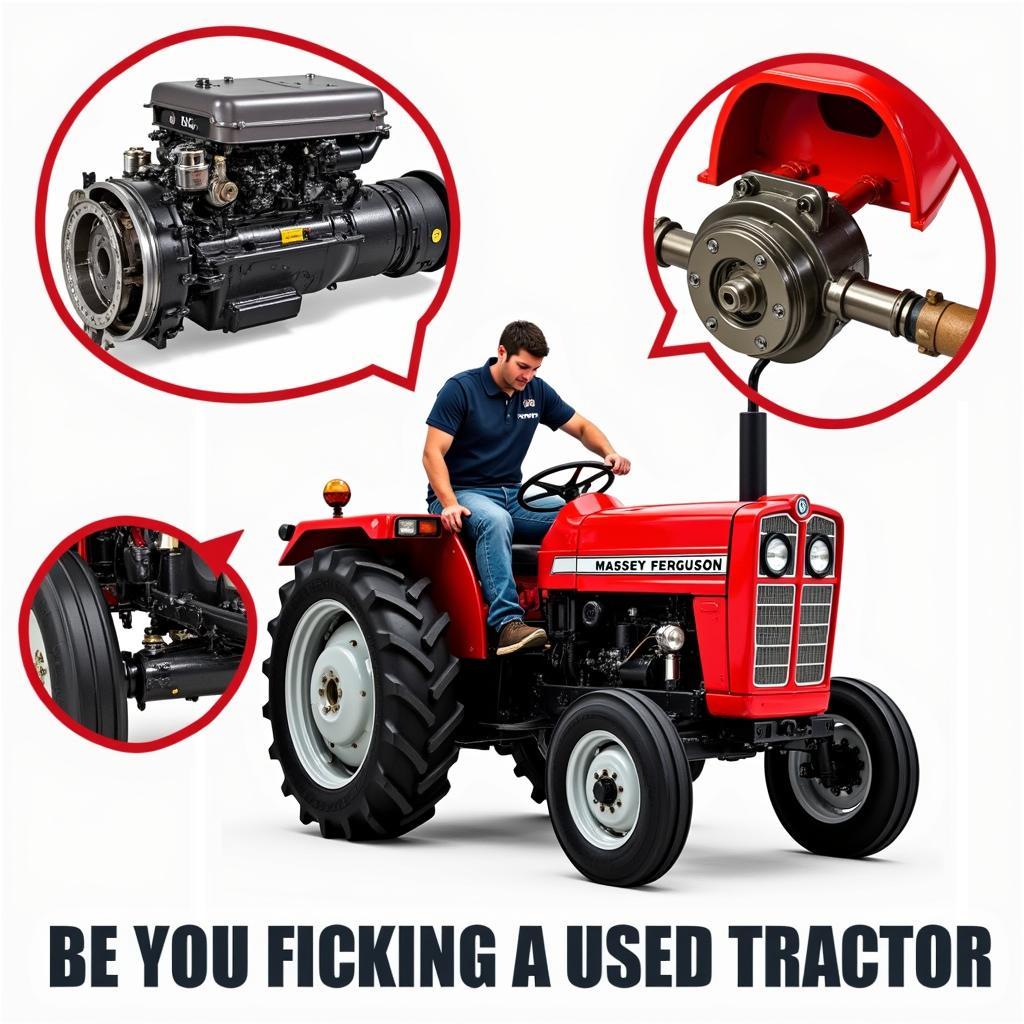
top-left (30, 551), bottom-right (128, 740)
top-left (764, 676), bottom-right (918, 858)
top-left (263, 548), bottom-right (463, 840)
top-left (546, 690), bottom-right (692, 887)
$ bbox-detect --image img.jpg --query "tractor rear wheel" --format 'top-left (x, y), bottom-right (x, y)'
top-left (546, 690), bottom-right (692, 887)
top-left (30, 551), bottom-right (128, 740)
top-left (764, 676), bottom-right (918, 858)
top-left (497, 737), bottom-right (547, 803)
top-left (263, 548), bottom-right (463, 840)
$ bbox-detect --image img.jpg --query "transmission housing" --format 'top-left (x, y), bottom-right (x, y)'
top-left (62, 74), bottom-right (449, 349)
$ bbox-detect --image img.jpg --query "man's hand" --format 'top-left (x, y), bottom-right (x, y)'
top-left (440, 503), bottom-right (472, 533)
top-left (604, 452), bottom-right (631, 475)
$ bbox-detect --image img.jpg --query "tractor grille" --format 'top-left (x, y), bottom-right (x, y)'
top-left (796, 584), bottom-right (834, 684)
top-left (754, 584), bottom-right (795, 686)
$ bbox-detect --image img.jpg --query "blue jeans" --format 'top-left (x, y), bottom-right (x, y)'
top-left (428, 487), bottom-right (562, 631)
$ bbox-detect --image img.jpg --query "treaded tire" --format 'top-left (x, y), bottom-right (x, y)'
top-left (31, 551), bottom-right (128, 741)
top-left (263, 547), bottom-right (463, 840)
top-left (496, 737), bottom-right (547, 803)
top-left (546, 690), bottom-right (692, 887)
top-left (764, 676), bottom-right (919, 858)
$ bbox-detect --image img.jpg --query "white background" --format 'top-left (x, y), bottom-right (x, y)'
top-left (2, 2), bottom-right (1022, 1022)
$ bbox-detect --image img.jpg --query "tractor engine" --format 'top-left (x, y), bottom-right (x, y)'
top-left (550, 593), bottom-right (703, 690)
top-left (61, 74), bottom-right (449, 349)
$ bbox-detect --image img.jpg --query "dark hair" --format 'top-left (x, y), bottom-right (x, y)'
top-left (499, 320), bottom-right (549, 358)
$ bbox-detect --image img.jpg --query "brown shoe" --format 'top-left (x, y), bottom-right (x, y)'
top-left (496, 620), bottom-right (547, 656)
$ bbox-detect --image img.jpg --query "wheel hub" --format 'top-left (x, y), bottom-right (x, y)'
top-left (789, 720), bottom-right (873, 823)
top-left (565, 730), bottom-right (641, 849)
top-left (309, 622), bottom-right (373, 765)
top-left (284, 599), bottom-right (376, 790)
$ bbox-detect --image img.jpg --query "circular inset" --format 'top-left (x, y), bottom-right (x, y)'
top-left (19, 518), bottom-right (254, 751)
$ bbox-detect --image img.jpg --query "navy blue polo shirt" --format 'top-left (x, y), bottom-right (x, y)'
top-left (426, 358), bottom-right (575, 501)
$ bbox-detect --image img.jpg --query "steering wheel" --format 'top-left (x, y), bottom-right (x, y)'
top-left (517, 461), bottom-right (615, 511)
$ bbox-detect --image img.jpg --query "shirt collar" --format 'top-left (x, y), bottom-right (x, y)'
top-left (480, 357), bottom-right (503, 397)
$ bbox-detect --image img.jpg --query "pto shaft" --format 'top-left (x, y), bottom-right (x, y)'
top-left (824, 273), bottom-right (977, 358)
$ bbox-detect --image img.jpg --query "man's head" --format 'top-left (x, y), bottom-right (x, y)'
top-left (495, 321), bottom-right (548, 392)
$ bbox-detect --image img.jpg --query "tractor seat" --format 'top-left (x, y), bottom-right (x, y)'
top-left (511, 544), bottom-right (540, 576)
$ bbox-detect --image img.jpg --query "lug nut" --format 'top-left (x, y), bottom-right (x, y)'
top-left (688, 272), bottom-right (701, 287)
top-left (706, 238), bottom-right (719, 254)
top-left (772, 303), bottom-right (785, 318)
top-left (754, 335), bottom-right (768, 350)
top-left (705, 317), bottom-right (718, 331)
top-left (754, 254), bottom-right (767, 269)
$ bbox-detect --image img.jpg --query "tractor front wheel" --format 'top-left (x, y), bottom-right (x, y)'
top-left (30, 551), bottom-right (128, 740)
top-left (546, 690), bottom-right (692, 887)
top-left (764, 676), bottom-right (918, 858)
top-left (264, 548), bottom-right (463, 840)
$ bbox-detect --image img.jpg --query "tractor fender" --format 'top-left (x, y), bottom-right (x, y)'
top-left (279, 514), bottom-right (488, 659)
top-left (699, 62), bottom-right (959, 229)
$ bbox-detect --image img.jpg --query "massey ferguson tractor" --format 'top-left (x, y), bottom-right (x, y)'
top-left (29, 526), bottom-right (247, 741)
top-left (263, 370), bottom-right (918, 887)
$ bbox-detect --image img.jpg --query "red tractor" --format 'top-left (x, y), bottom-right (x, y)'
top-left (263, 377), bottom-right (918, 886)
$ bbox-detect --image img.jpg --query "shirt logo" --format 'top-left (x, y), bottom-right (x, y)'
top-left (522, 398), bottom-right (536, 408)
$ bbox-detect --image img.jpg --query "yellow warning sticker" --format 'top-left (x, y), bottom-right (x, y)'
top-left (431, 228), bottom-right (443, 244)
top-left (280, 227), bottom-right (305, 245)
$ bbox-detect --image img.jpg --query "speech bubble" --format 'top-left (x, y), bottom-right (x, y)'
top-left (35, 25), bottom-right (460, 404)
top-left (643, 52), bottom-right (995, 430)
top-left (18, 516), bottom-right (255, 753)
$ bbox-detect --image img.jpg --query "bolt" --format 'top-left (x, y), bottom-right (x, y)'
top-left (734, 177), bottom-right (754, 196)
top-left (754, 254), bottom-right (767, 269)
top-left (593, 798), bottom-right (598, 804)
top-left (797, 196), bottom-right (814, 213)
top-left (618, 785), bottom-right (623, 793)
top-left (754, 335), bottom-right (768, 350)
top-left (594, 772), bottom-right (599, 780)
top-left (601, 768), bottom-right (608, 777)
top-left (360, 690), bottom-right (366, 698)
top-left (350, 640), bottom-right (357, 647)
top-left (612, 772), bottom-right (617, 779)
top-left (599, 805), bottom-right (606, 813)
top-left (318, 688), bottom-right (325, 696)
top-left (329, 742), bottom-right (334, 747)
top-left (705, 317), bottom-right (718, 331)
top-left (706, 238), bottom-right (719, 254)
top-left (352, 742), bottom-right (358, 748)
top-left (688, 272), bottom-right (701, 287)
top-left (616, 800), bottom-right (622, 807)
top-left (772, 303), bottom-right (785, 318)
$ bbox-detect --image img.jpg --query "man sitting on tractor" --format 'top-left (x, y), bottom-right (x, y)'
top-left (423, 321), bottom-right (631, 655)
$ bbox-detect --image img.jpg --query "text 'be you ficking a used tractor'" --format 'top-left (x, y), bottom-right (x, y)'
top-left (263, 370), bottom-right (919, 887)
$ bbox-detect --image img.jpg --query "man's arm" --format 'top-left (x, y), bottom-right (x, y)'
top-left (559, 413), bottom-right (631, 474)
top-left (422, 426), bottom-right (472, 532)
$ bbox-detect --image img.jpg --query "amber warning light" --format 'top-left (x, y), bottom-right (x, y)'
top-left (323, 479), bottom-right (352, 517)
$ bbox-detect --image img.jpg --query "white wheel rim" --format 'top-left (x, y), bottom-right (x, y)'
top-left (28, 610), bottom-right (53, 695)
top-left (285, 599), bottom-right (375, 790)
top-left (788, 718), bottom-right (873, 823)
top-left (565, 729), bottom-right (641, 850)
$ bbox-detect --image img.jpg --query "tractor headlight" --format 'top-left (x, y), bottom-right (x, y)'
top-left (655, 624), bottom-right (686, 653)
top-left (762, 534), bottom-right (791, 577)
top-left (807, 535), bottom-right (833, 577)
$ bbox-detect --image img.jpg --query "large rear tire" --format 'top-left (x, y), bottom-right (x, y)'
top-left (546, 690), bottom-right (692, 887)
top-left (496, 737), bottom-right (547, 804)
top-left (263, 548), bottom-right (463, 840)
top-left (764, 676), bottom-right (918, 858)
top-left (30, 551), bottom-right (128, 741)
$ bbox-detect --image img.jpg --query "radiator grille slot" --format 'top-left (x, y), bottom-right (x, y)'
top-left (796, 584), bottom-right (834, 685)
top-left (754, 584), bottom-right (795, 687)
